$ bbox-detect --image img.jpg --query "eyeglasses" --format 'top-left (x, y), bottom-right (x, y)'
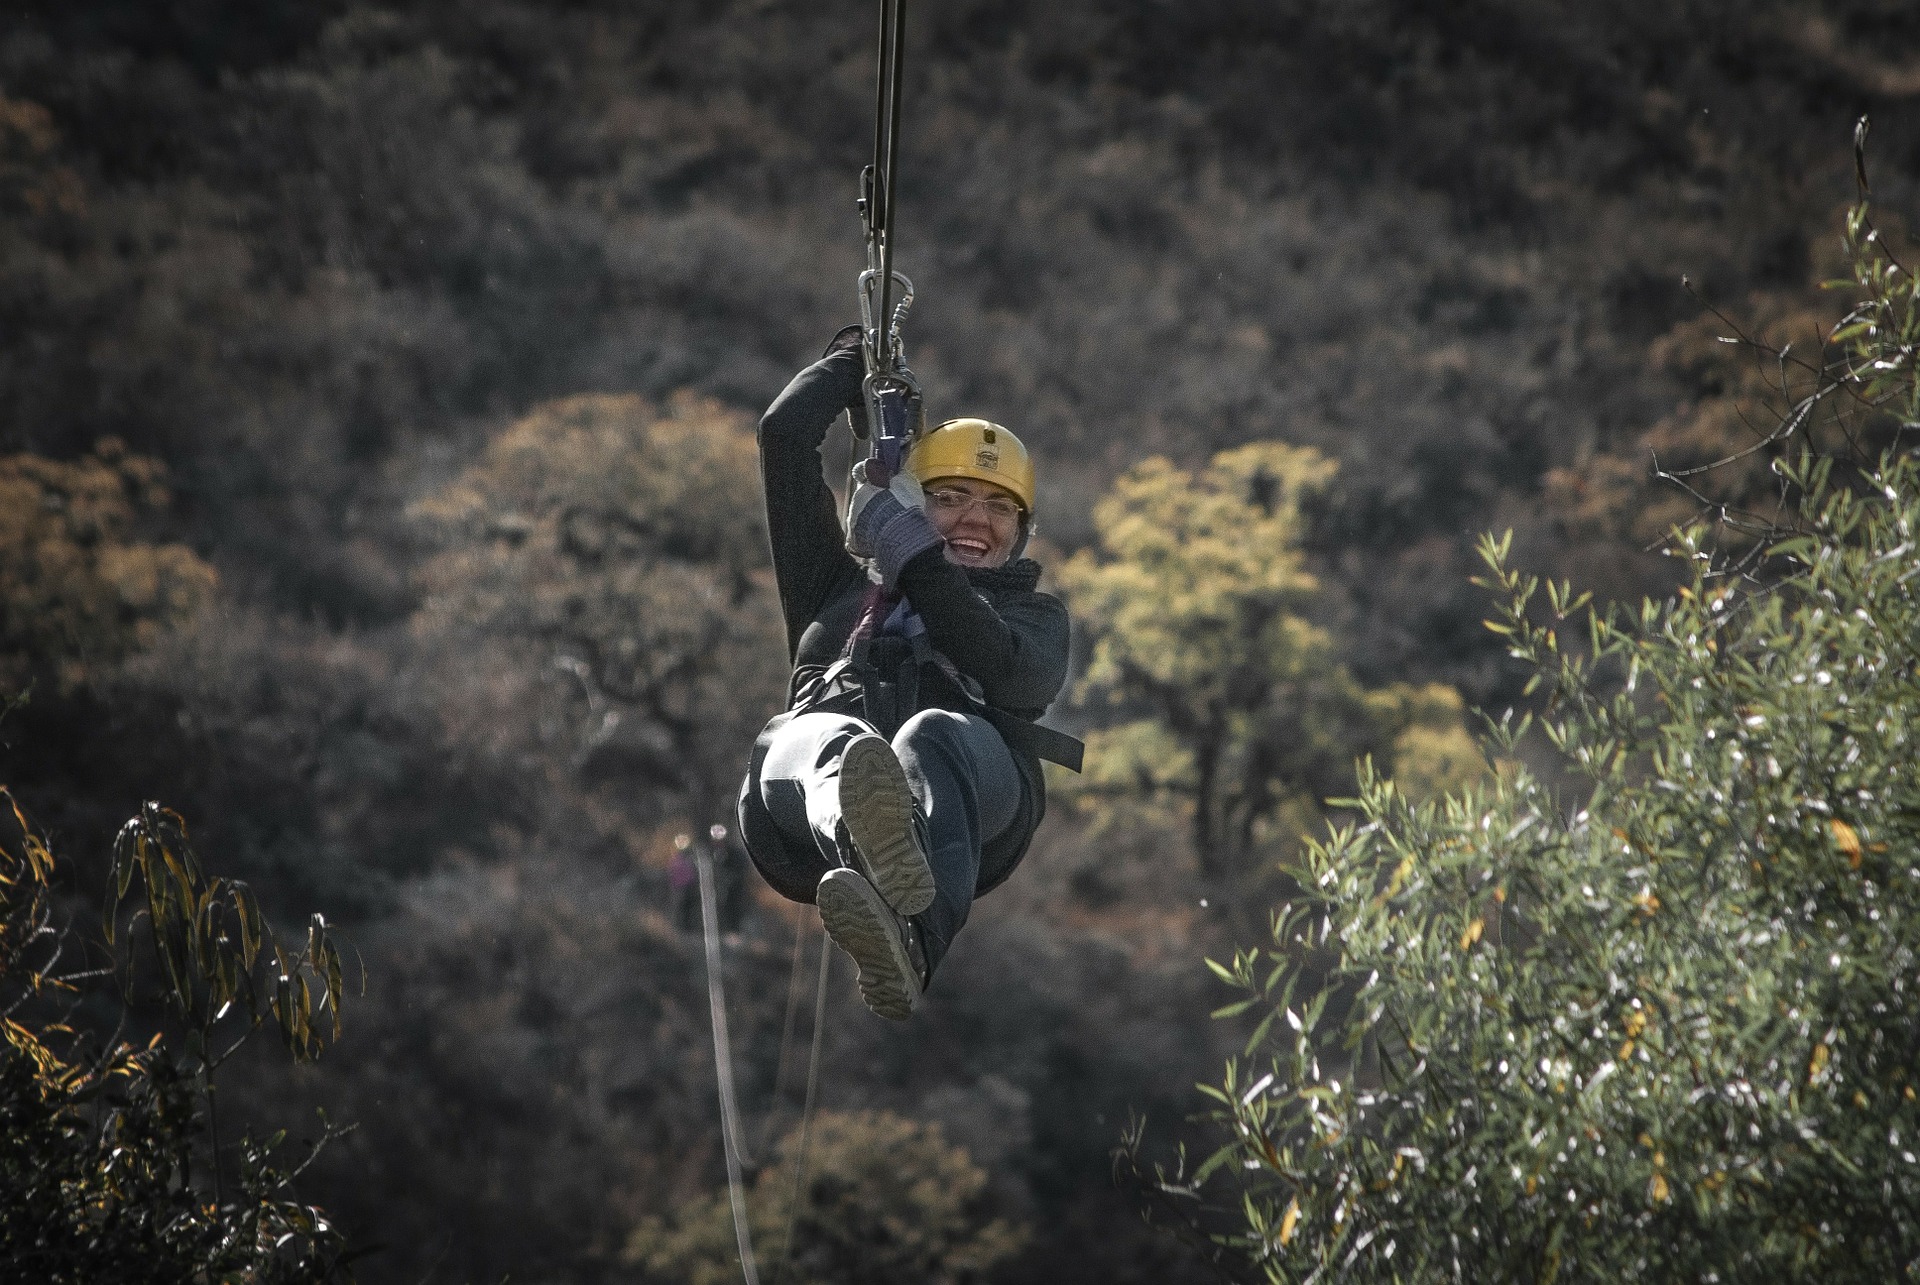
top-left (924, 487), bottom-right (1023, 523)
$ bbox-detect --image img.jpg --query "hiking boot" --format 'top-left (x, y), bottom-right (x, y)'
top-left (836, 733), bottom-right (936, 916)
top-left (816, 867), bottom-right (923, 1021)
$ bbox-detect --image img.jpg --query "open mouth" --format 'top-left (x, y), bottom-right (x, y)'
top-left (946, 536), bottom-right (992, 562)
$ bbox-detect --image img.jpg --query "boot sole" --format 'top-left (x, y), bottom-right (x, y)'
top-left (837, 734), bottom-right (936, 916)
top-left (817, 868), bottom-right (918, 1021)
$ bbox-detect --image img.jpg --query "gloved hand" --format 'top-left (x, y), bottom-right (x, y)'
top-left (819, 326), bottom-right (919, 441)
top-left (846, 462), bottom-right (940, 586)
top-left (820, 323), bottom-right (863, 359)
top-left (814, 325), bottom-right (870, 435)
top-left (846, 460), bottom-right (926, 545)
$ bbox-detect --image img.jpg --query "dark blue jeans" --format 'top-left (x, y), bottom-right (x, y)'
top-left (757, 709), bottom-right (1022, 975)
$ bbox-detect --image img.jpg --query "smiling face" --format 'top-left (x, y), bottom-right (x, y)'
top-left (923, 476), bottom-right (1024, 569)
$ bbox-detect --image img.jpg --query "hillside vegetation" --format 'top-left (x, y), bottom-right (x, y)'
top-left (3, 2), bottom-right (1917, 1281)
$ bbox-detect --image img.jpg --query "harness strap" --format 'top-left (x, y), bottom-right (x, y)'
top-left (843, 580), bottom-right (895, 661)
top-left (981, 706), bottom-right (1085, 772)
top-left (802, 612), bottom-right (1085, 769)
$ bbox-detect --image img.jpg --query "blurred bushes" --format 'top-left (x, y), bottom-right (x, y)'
top-left (279, 855), bottom-right (734, 1282)
top-left (0, 439), bottom-right (213, 694)
top-left (5, 0), bottom-right (1906, 683)
top-left (411, 391), bottom-right (786, 823)
top-left (627, 1109), bottom-right (1027, 1285)
top-left (110, 604), bottom-right (517, 916)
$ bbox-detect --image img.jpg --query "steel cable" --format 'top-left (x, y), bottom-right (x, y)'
top-left (696, 847), bottom-right (762, 1284)
top-left (696, 847), bottom-right (833, 1285)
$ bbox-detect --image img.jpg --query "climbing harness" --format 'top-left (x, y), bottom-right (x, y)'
top-left (695, 831), bottom-right (831, 1285)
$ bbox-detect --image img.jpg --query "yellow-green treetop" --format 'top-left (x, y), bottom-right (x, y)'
top-left (0, 439), bottom-right (215, 695)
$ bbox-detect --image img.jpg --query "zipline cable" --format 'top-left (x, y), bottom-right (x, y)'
top-left (856, 0), bottom-right (918, 461)
top-left (754, 908), bottom-right (814, 1159)
top-left (869, 0), bottom-right (908, 368)
top-left (696, 841), bottom-right (833, 1285)
top-left (768, 928), bottom-right (833, 1285)
top-left (695, 845), bottom-right (762, 1285)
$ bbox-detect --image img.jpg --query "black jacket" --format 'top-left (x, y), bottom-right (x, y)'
top-left (736, 344), bottom-right (1071, 903)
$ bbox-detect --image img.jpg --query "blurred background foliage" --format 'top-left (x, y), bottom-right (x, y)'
top-left (626, 1109), bottom-right (1028, 1285)
top-left (410, 390), bottom-right (787, 827)
top-left (1, 0), bottom-right (1917, 1280)
top-left (0, 440), bottom-right (214, 694)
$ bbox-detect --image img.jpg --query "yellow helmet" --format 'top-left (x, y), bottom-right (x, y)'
top-left (906, 418), bottom-right (1035, 515)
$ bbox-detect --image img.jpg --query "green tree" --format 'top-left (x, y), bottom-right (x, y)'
top-left (625, 1109), bottom-right (1026, 1285)
top-left (1184, 178), bottom-right (1920, 1282)
top-left (1059, 443), bottom-right (1483, 884)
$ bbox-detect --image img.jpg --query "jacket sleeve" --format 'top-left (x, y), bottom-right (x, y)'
top-left (895, 550), bottom-right (1071, 714)
top-left (758, 349), bottom-right (865, 660)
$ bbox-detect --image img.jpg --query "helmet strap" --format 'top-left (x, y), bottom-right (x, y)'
top-left (1009, 517), bottom-right (1033, 561)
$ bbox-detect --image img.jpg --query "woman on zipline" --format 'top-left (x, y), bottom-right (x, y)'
top-left (736, 325), bottom-right (1074, 1020)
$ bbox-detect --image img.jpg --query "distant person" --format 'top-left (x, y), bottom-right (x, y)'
top-left (737, 327), bottom-right (1078, 1020)
top-left (708, 822), bottom-right (749, 938)
top-left (670, 827), bottom-right (749, 937)
top-left (667, 834), bottom-right (699, 932)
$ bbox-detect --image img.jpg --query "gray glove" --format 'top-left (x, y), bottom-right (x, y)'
top-left (846, 460), bottom-right (924, 538)
top-left (848, 465), bottom-right (941, 587)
